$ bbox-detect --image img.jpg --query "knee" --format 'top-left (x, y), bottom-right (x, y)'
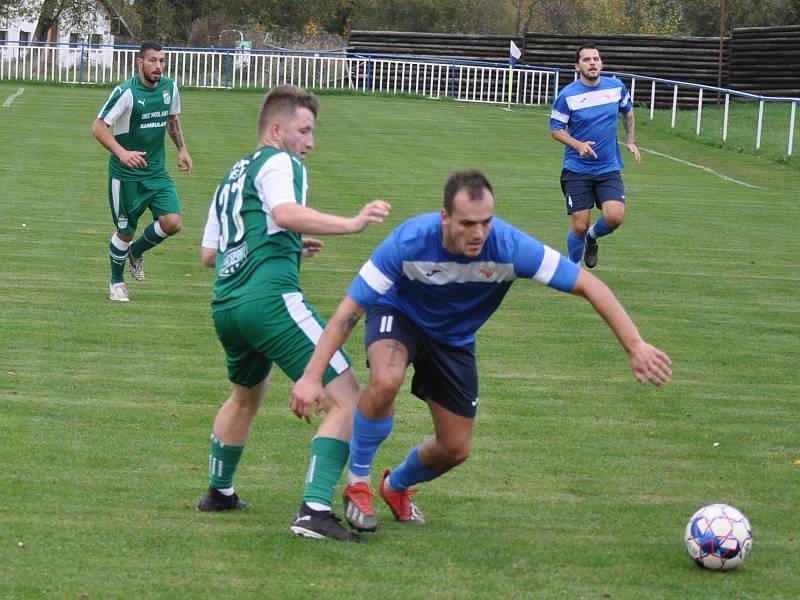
top-left (602, 203), bottom-right (625, 229)
top-left (321, 371), bottom-right (360, 415)
top-left (159, 215), bottom-right (182, 236)
top-left (228, 383), bottom-right (265, 415)
top-left (364, 371), bottom-right (403, 411)
top-left (572, 223), bottom-right (589, 237)
top-left (229, 393), bottom-right (260, 416)
top-left (439, 441), bottom-right (471, 469)
top-left (604, 213), bottom-right (624, 229)
top-left (571, 210), bottom-right (590, 237)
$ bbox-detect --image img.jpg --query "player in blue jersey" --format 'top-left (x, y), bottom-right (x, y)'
top-left (550, 44), bottom-right (640, 269)
top-left (289, 170), bottom-right (671, 533)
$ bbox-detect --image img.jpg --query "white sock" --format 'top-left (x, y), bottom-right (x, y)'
top-left (347, 469), bottom-right (370, 486)
top-left (305, 501), bottom-right (331, 512)
top-left (111, 233), bottom-right (130, 251)
top-left (216, 486), bottom-right (234, 496)
top-left (153, 220), bottom-right (169, 239)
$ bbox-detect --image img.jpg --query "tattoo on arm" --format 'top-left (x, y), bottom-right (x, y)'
top-left (623, 112), bottom-right (635, 141)
top-left (337, 311), bottom-right (361, 335)
top-left (168, 117), bottom-right (186, 150)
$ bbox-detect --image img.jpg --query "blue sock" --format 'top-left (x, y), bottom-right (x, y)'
top-left (587, 217), bottom-right (615, 240)
top-left (389, 447), bottom-right (440, 491)
top-left (349, 409), bottom-right (393, 477)
top-left (567, 230), bottom-right (585, 263)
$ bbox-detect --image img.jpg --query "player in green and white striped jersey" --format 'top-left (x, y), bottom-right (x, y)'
top-left (198, 85), bottom-right (390, 542)
top-left (91, 41), bottom-right (192, 302)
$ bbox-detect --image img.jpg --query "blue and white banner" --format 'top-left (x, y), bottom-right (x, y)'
top-left (509, 41), bottom-right (522, 66)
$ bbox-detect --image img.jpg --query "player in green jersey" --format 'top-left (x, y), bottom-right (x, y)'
top-left (91, 41), bottom-right (193, 302)
top-left (198, 85), bottom-right (391, 543)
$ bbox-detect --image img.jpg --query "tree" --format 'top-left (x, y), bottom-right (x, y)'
top-left (134, 0), bottom-right (179, 44)
top-left (679, 0), bottom-right (800, 36)
top-left (504, 0), bottom-right (587, 36)
top-left (509, 0), bottom-right (536, 37)
top-left (2, 0), bottom-right (125, 42)
top-left (15, 0), bottom-right (794, 46)
top-left (0, 0), bottom-right (21, 22)
top-left (638, 0), bottom-right (681, 35)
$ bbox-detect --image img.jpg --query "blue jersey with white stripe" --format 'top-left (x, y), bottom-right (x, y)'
top-left (549, 76), bottom-right (632, 175)
top-left (347, 212), bottom-right (580, 347)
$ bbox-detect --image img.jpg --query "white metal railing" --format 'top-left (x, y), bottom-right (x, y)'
top-left (363, 54), bottom-right (553, 105)
top-left (2, 42), bottom-right (798, 156)
top-left (0, 42), bottom-right (556, 106)
top-left (0, 42), bottom-right (366, 90)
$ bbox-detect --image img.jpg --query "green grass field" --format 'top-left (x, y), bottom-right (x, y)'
top-left (1, 82), bottom-right (798, 599)
top-left (640, 98), bottom-right (800, 169)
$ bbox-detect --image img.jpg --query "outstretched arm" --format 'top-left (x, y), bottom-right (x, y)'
top-left (289, 296), bottom-right (366, 421)
top-left (272, 199), bottom-right (390, 236)
top-left (571, 269), bottom-right (671, 385)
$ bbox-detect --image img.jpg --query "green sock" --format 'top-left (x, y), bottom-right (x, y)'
top-left (130, 221), bottom-right (168, 258)
top-left (208, 434), bottom-right (245, 489)
top-left (302, 437), bottom-right (349, 506)
top-left (109, 235), bottom-right (128, 284)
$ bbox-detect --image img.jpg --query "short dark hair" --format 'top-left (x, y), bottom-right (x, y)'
top-left (139, 41), bottom-right (163, 57)
top-left (575, 44), bottom-right (599, 63)
top-left (443, 170), bottom-right (494, 214)
top-left (258, 85), bottom-right (320, 135)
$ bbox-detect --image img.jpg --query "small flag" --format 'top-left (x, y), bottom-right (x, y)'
top-left (509, 41), bottom-right (522, 66)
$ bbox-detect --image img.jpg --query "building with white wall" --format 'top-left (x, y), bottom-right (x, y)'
top-left (0, 1), bottom-right (132, 67)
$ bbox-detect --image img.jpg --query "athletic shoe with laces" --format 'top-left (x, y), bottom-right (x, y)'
top-left (129, 253), bottom-right (145, 281)
top-left (379, 469), bottom-right (426, 525)
top-left (290, 503), bottom-right (363, 543)
top-left (584, 235), bottom-right (599, 269)
top-left (196, 486), bottom-right (250, 512)
top-left (343, 482), bottom-right (378, 532)
top-left (109, 282), bottom-right (130, 302)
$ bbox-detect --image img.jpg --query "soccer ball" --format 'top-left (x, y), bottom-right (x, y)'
top-left (684, 503), bottom-right (752, 571)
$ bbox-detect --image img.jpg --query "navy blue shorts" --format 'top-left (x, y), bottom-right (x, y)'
top-left (364, 306), bottom-right (479, 418)
top-left (560, 169), bottom-right (626, 215)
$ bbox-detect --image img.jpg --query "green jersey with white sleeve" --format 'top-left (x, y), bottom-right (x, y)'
top-left (98, 75), bottom-right (181, 180)
top-left (202, 147), bottom-right (308, 309)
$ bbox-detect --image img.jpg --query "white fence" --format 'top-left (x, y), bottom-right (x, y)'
top-left (0, 42), bottom-right (555, 105)
top-left (556, 69), bottom-right (800, 156)
top-left (1, 42), bottom-right (798, 155)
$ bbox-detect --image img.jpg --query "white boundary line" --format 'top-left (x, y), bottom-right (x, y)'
top-left (3, 87), bottom-right (25, 107)
top-left (538, 111), bottom-right (766, 189)
top-left (640, 147), bottom-right (766, 189)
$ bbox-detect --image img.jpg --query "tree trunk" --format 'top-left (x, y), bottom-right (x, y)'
top-left (34, 0), bottom-right (61, 42)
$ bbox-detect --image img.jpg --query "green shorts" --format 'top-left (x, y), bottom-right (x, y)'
top-left (108, 172), bottom-right (181, 235)
top-left (212, 291), bottom-right (351, 388)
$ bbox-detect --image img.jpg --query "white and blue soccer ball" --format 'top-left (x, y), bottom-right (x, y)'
top-left (684, 503), bottom-right (752, 571)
